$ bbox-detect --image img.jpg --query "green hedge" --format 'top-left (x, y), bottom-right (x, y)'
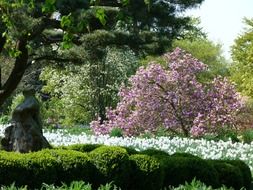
top-left (0, 145), bottom-right (251, 190)
top-left (161, 156), bottom-right (220, 188)
top-left (0, 149), bottom-right (97, 189)
top-left (89, 146), bottom-right (131, 189)
top-left (223, 160), bottom-right (252, 190)
top-left (129, 154), bottom-right (164, 190)
top-left (65, 144), bottom-right (102, 153)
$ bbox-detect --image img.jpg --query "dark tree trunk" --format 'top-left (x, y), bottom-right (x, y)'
top-left (0, 38), bottom-right (29, 107)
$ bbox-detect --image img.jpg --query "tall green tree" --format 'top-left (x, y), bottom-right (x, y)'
top-left (0, 0), bottom-right (204, 109)
top-left (230, 18), bottom-right (253, 96)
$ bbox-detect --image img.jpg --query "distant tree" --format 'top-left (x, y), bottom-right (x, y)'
top-left (230, 18), bottom-right (253, 97)
top-left (40, 46), bottom-right (138, 126)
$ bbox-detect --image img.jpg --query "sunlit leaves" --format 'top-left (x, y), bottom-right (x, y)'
top-left (95, 8), bottom-right (107, 26)
top-left (42, 0), bottom-right (56, 13)
top-left (230, 18), bottom-right (253, 97)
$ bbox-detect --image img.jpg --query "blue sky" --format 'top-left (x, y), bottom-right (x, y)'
top-left (186, 0), bottom-right (253, 59)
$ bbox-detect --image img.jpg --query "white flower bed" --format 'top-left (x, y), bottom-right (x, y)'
top-left (1, 125), bottom-right (253, 172)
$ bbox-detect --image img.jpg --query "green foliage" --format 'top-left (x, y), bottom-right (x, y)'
top-left (230, 18), bottom-right (253, 97)
top-left (171, 152), bottom-right (202, 160)
top-left (42, 0), bottom-right (56, 13)
top-left (241, 128), bottom-right (253, 143)
top-left (118, 146), bottom-right (138, 155)
top-left (221, 160), bottom-right (252, 190)
top-left (0, 0), bottom-right (205, 109)
top-left (140, 148), bottom-right (169, 157)
top-left (48, 149), bottom-right (96, 185)
top-left (66, 144), bottom-right (102, 153)
top-left (109, 128), bottom-right (123, 137)
top-left (169, 178), bottom-right (234, 190)
top-left (0, 181), bottom-right (120, 190)
top-left (89, 146), bottom-right (131, 188)
top-left (129, 154), bottom-right (164, 190)
top-left (43, 181), bottom-right (92, 190)
top-left (0, 145), bottom-right (251, 189)
top-left (0, 149), bottom-right (97, 188)
top-left (209, 161), bottom-right (244, 190)
top-left (40, 46), bottom-right (138, 126)
top-left (0, 114), bottom-right (10, 124)
top-left (161, 156), bottom-right (219, 189)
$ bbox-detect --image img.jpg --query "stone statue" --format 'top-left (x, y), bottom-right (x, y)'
top-left (1, 89), bottom-right (51, 153)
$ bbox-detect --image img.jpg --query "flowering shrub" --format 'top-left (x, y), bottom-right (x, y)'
top-left (91, 48), bottom-right (242, 137)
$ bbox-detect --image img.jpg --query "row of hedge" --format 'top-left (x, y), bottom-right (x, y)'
top-left (0, 144), bottom-right (251, 190)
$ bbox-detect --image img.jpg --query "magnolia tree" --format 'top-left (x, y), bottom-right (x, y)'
top-left (91, 48), bottom-right (243, 137)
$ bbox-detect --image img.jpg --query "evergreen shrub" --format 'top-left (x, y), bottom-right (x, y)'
top-left (89, 146), bottom-right (131, 189)
top-left (129, 154), bottom-right (164, 190)
top-left (0, 149), bottom-right (98, 188)
top-left (161, 156), bottom-right (219, 188)
top-left (209, 160), bottom-right (245, 190)
top-left (223, 160), bottom-right (252, 190)
top-left (47, 149), bottom-right (97, 185)
top-left (140, 148), bottom-right (169, 157)
top-left (171, 152), bottom-right (202, 159)
top-left (0, 151), bottom-right (28, 187)
top-left (119, 146), bottom-right (138, 155)
top-left (66, 144), bottom-right (102, 153)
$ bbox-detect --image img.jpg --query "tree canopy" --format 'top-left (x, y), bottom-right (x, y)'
top-left (0, 0), bottom-right (204, 108)
top-left (230, 18), bottom-right (253, 96)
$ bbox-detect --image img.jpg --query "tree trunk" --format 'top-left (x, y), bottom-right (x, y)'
top-left (0, 38), bottom-right (29, 107)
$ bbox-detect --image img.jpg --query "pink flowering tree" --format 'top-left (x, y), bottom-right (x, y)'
top-left (91, 48), bottom-right (243, 137)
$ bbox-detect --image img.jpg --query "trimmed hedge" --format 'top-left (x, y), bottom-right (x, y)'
top-left (0, 145), bottom-right (251, 190)
top-left (65, 144), bottom-right (102, 153)
top-left (89, 146), bottom-right (131, 189)
top-left (161, 156), bottom-right (220, 188)
top-left (129, 154), bottom-right (164, 190)
top-left (0, 149), bottom-right (98, 189)
top-left (140, 148), bottom-right (169, 157)
top-left (209, 161), bottom-right (244, 190)
top-left (223, 160), bottom-right (252, 190)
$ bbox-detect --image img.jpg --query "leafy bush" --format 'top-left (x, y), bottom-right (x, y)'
top-left (0, 151), bottom-right (28, 187)
top-left (0, 149), bottom-right (97, 188)
top-left (161, 156), bottom-right (219, 188)
top-left (171, 152), bottom-right (202, 159)
top-left (46, 149), bottom-right (97, 186)
top-left (91, 48), bottom-right (242, 137)
top-left (220, 160), bottom-right (252, 190)
top-left (66, 144), bottom-right (102, 153)
top-left (129, 154), bottom-right (164, 190)
top-left (89, 146), bottom-right (131, 188)
top-left (118, 146), bottom-right (138, 155)
top-left (209, 161), bottom-right (244, 190)
top-left (140, 148), bottom-right (169, 157)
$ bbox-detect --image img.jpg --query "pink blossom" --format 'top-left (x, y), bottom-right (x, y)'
top-left (91, 48), bottom-right (243, 137)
